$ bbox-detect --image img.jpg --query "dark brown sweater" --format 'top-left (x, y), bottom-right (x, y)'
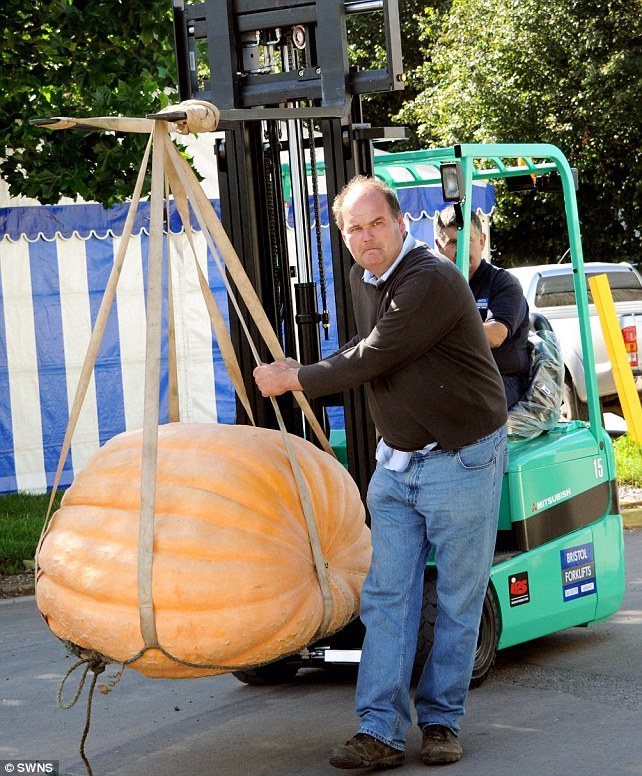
top-left (299, 246), bottom-right (507, 451)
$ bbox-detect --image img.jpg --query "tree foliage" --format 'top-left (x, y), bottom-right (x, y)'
top-left (0, 0), bottom-right (178, 206)
top-left (4, 0), bottom-right (642, 270)
top-left (397, 0), bottom-right (642, 266)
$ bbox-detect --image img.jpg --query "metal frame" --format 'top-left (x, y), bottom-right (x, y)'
top-left (173, 0), bottom-right (403, 115)
top-left (171, 0), bottom-right (402, 499)
top-left (439, 143), bottom-right (601, 441)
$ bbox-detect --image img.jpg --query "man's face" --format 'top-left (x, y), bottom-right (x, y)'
top-left (340, 188), bottom-right (405, 278)
top-left (436, 225), bottom-right (486, 278)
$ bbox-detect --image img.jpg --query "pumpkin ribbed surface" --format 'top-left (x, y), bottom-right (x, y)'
top-left (36, 422), bottom-right (370, 678)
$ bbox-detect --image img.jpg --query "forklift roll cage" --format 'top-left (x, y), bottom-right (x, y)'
top-left (396, 143), bottom-right (602, 443)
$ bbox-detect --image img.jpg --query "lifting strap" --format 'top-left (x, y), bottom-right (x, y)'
top-left (35, 102), bottom-right (336, 648)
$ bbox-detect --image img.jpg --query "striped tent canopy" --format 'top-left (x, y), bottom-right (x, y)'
top-left (0, 200), bottom-right (234, 494)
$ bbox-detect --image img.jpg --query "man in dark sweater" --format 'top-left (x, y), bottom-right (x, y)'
top-left (254, 177), bottom-right (508, 768)
top-left (435, 206), bottom-right (531, 408)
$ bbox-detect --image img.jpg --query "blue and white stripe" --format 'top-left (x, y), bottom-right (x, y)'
top-left (0, 202), bottom-right (233, 493)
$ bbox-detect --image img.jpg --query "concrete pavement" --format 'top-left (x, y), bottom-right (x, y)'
top-left (1, 529), bottom-right (641, 776)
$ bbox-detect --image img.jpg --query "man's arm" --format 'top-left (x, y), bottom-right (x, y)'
top-left (484, 319), bottom-right (509, 348)
top-left (485, 270), bottom-right (528, 348)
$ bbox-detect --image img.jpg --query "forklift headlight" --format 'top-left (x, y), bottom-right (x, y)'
top-left (440, 162), bottom-right (464, 202)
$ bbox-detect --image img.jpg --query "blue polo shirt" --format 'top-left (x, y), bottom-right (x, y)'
top-left (469, 260), bottom-right (530, 377)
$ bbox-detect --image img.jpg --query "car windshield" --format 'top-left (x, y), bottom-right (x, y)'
top-left (534, 270), bottom-right (642, 307)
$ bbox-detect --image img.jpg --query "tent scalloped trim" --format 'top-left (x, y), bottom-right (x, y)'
top-left (0, 201), bottom-right (215, 243)
top-left (1, 183), bottom-right (495, 242)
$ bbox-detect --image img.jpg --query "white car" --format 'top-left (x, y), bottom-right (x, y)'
top-left (508, 262), bottom-right (642, 419)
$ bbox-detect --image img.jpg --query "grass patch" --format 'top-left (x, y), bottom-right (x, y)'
top-left (612, 434), bottom-right (642, 487)
top-left (0, 491), bottom-right (63, 574)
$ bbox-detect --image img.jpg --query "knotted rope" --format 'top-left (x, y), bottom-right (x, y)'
top-left (159, 99), bottom-right (220, 134)
top-left (57, 644), bottom-right (118, 776)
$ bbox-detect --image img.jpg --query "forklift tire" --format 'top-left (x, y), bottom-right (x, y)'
top-left (232, 658), bottom-right (300, 686)
top-left (470, 587), bottom-right (499, 688)
top-left (414, 573), bottom-right (499, 689)
top-left (562, 373), bottom-right (589, 421)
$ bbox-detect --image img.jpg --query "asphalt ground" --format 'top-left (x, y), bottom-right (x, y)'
top-left (1, 528), bottom-right (641, 776)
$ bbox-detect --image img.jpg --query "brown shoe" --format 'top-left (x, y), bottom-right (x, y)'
top-left (421, 725), bottom-right (462, 765)
top-left (330, 733), bottom-right (405, 769)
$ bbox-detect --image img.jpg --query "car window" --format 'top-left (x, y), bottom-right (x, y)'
top-left (534, 271), bottom-right (642, 307)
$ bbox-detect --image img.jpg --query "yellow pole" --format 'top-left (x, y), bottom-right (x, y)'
top-left (588, 274), bottom-right (642, 442)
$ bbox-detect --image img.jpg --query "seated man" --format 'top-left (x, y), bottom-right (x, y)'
top-left (435, 206), bottom-right (530, 408)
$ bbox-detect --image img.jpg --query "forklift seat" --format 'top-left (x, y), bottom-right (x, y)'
top-left (529, 311), bottom-right (555, 333)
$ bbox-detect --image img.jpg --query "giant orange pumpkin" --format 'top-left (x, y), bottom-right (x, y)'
top-left (36, 423), bottom-right (370, 678)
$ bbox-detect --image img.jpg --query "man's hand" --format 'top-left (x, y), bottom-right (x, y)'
top-left (253, 358), bottom-right (303, 396)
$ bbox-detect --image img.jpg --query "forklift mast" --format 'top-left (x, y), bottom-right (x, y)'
top-left (171, 0), bottom-right (405, 501)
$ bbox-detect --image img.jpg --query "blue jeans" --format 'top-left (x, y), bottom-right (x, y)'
top-left (355, 425), bottom-right (508, 750)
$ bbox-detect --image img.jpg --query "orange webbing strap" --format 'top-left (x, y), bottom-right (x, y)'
top-left (163, 149), bottom-right (255, 424)
top-left (35, 107), bottom-right (335, 644)
top-left (35, 134), bottom-right (154, 567)
top-left (33, 116), bottom-right (155, 133)
top-left (161, 130), bottom-right (335, 636)
top-left (163, 134), bottom-right (334, 456)
top-left (32, 100), bottom-right (220, 136)
top-left (136, 123), bottom-right (167, 649)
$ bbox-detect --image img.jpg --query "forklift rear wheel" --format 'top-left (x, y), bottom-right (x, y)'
top-left (470, 588), bottom-right (499, 688)
top-left (414, 573), bottom-right (498, 689)
top-left (232, 658), bottom-right (299, 686)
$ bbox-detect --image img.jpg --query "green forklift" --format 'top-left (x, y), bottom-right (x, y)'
top-left (233, 143), bottom-right (626, 687)
top-left (405, 144), bottom-right (626, 685)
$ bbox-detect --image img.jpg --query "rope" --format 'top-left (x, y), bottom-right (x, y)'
top-left (57, 646), bottom-right (115, 776)
top-left (159, 99), bottom-right (220, 134)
